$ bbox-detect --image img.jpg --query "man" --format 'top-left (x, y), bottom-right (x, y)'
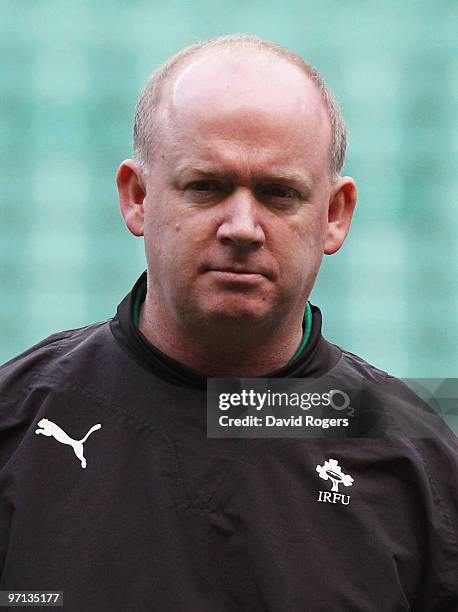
top-left (0, 34), bottom-right (456, 611)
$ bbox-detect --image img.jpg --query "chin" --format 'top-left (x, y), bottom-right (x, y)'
top-left (198, 297), bottom-right (274, 326)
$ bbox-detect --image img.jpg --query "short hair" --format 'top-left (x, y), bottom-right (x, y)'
top-left (133, 33), bottom-right (347, 180)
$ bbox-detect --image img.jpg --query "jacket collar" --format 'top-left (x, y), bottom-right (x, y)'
top-left (110, 270), bottom-right (342, 389)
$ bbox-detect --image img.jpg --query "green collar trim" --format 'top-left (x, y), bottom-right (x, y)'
top-left (131, 281), bottom-right (312, 365)
top-left (288, 301), bottom-right (312, 364)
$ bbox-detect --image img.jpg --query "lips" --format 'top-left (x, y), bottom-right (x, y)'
top-left (205, 264), bottom-right (272, 278)
top-left (211, 267), bottom-right (265, 275)
top-left (203, 267), bottom-right (272, 287)
top-left (206, 265), bottom-right (271, 283)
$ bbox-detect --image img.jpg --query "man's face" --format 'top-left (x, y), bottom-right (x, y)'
top-left (141, 51), bottom-right (336, 333)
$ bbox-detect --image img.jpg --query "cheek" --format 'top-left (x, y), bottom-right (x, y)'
top-left (143, 193), bottom-right (176, 246)
top-left (306, 208), bottom-right (329, 253)
top-left (144, 205), bottom-right (208, 271)
top-left (278, 212), bottom-right (327, 256)
top-left (268, 212), bottom-right (327, 287)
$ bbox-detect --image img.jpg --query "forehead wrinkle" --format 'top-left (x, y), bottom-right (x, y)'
top-left (163, 96), bottom-right (331, 174)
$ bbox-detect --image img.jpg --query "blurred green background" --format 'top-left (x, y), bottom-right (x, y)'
top-left (1, 0), bottom-right (457, 393)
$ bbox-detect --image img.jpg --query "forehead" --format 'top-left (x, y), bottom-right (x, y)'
top-left (155, 49), bottom-right (332, 178)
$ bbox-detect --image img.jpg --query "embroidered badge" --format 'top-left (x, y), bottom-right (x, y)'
top-left (316, 458), bottom-right (354, 505)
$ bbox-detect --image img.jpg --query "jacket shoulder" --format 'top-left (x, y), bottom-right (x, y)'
top-left (332, 345), bottom-right (456, 440)
top-left (0, 321), bottom-right (111, 388)
top-left (0, 321), bottom-right (113, 469)
top-left (333, 345), bottom-right (389, 383)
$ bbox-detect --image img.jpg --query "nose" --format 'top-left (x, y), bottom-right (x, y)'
top-left (216, 188), bottom-right (265, 248)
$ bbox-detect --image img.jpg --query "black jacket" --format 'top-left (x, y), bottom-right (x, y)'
top-left (0, 271), bottom-right (456, 611)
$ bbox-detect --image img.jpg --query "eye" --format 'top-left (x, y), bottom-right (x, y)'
top-left (264, 185), bottom-right (298, 199)
top-left (184, 179), bottom-right (228, 205)
top-left (257, 184), bottom-right (303, 206)
top-left (188, 180), bottom-right (222, 192)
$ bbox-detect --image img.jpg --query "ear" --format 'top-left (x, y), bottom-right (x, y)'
top-left (324, 176), bottom-right (357, 255)
top-left (116, 159), bottom-right (146, 237)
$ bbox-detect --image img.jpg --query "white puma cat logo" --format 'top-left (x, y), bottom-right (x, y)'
top-left (35, 418), bottom-right (101, 469)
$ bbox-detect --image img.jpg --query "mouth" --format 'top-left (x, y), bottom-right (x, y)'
top-left (206, 264), bottom-right (270, 275)
top-left (205, 267), bottom-right (269, 284)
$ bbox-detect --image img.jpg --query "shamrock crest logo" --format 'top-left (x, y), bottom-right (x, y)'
top-left (316, 458), bottom-right (354, 492)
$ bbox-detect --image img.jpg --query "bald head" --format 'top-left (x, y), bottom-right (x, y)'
top-left (133, 34), bottom-right (347, 179)
top-left (150, 49), bottom-right (332, 190)
top-left (170, 49), bottom-right (314, 112)
top-left (174, 50), bottom-right (326, 125)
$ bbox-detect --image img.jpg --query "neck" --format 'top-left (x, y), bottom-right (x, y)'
top-left (138, 298), bottom-right (304, 377)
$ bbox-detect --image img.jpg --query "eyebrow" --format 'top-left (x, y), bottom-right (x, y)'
top-left (176, 164), bottom-right (314, 192)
